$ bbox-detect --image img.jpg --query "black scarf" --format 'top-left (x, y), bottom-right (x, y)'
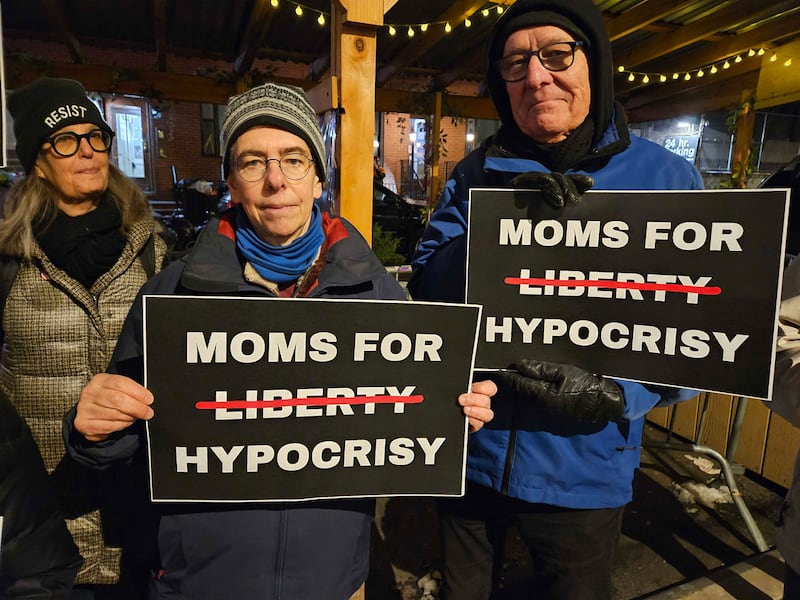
top-left (37, 195), bottom-right (127, 288)
top-left (493, 117), bottom-right (595, 172)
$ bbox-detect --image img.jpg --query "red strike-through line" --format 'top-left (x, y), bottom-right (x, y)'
top-left (195, 395), bottom-right (425, 410)
top-left (504, 277), bottom-right (721, 295)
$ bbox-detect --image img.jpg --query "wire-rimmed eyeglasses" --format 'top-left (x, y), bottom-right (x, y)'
top-left (44, 129), bottom-right (114, 157)
top-left (496, 41), bottom-right (585, 82)
top-left (235, 153), bottom-right (314, 182)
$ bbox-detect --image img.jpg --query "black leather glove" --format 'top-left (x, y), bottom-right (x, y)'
top-left (500, 359), bottom-right (624, 422)
top-left (510, 172), bottom-right (594, 208)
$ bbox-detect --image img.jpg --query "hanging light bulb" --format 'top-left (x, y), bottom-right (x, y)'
top-left (710, 65), bottom-right (718, 74)
top-left (627, 73), bottom-right (635, 82)
top-left (734, 54), bottom-right (742, 63)
top-left (672, 73), bottom-right (679, 79)
top-left (388, 25), bottom-right (396, 36)
top-left (684, 72), bottom-right (691, 80)
top-left (464, 18), bottom-right (472, 27)
top-left (617, 65), bottom-right (625, 72)
top-left (317, 12), bottom-right (325, 25)
top-left (420, 23), bottom-right (428, 32)
top-left (747, 48), bottom-right (756, 57)
top-left (771, 52), bottom-right (778, 62)
top-left (407, 26), bottom-right (414, 37)
top-left (786, 58), bottom-right (793, 67)
top-left (723, 60), bottom-right (730, 69)
top-left (659, 74), bottom-right (667, 83)
top-left (642, 74), bottom-right (650, 83)
top-left (758, 48), bottom-right (765, 56)
top-left (444, 22), bottom-right (452, 32)
top-left (496, 6), bottom-right (503, 14)
top-left (697, 69), bottom-right (704, 77)
top-left (270, 0), bottom-right (278, 6)
top-left (295, 4), bottom-right (303, 16)
top-left (482, 8), bottom-right (489, 16)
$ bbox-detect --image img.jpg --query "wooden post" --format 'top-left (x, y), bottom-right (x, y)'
top-left (429, 91), bottom-right (443, 208)
top-left (331, 0), bottom-right (383, 244)
top-left (730, 91), bottom-right (756, 189)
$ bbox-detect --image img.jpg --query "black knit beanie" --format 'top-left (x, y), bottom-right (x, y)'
top-left (7, 77), bottom-right (113, 173)
top-left (485, 0), bottom-right (615, 145)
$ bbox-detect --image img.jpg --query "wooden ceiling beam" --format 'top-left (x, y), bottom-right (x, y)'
top-left (40, 0), bottom-right (84, 64)
top-left (614, 0), bottom-right (776, 69)
top-left (376, 0), bottom-right (486, 86)
top-left (233, 0), bottom-right (278, 76)
top-left (153, 0), bottom-right (169, 72)
top-left (644, 9), bottom-right (800, 75)
top-left (626, 70), bottom-right (760, 122)
top-left (428, 43), bottom-right (484, 90)
top-left (605, 0), bottom-right (694, 42)
top-left (621, 59), bottom-right (759, 112)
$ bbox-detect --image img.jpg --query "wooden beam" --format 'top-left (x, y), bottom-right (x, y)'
top-left (605, 0), bottom-right (694, 42)
top-left (625, 70), bottom-right (760, 122)
top-left (620, 59), bottom-right (759, 111)
top-left (376, 0), bottom-right (486, 86)
top-left (375, 87), bottom-right (497, 119)
top-left (331, 0), bottom-right (383, 243)
top-left (428, 43), bottom-right (484, 90)
top-left (614, 0), bottom-right (778, 70)
top-left (640, 10), bottom-right (800, 75)
top-left (40, 0), bottom-right (84, 64)
top-left (233, 0), bottom-right (278, 76)
top-left (153, 0), bottom-right (169, 72)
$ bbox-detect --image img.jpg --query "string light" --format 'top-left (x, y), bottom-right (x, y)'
top-left (482, 8), bottom-right (489, 16)
top-left (407, 26), bottom-right (414, 37)
top-left (294, 4), bottom-right (302, 16)
top-left (444, 22), bottom-right (451, 33)
top-left (270, 0), bottom-right (278, 6)
top-left (317, 12), bottom-right (325, 25)
top-left (464, 18), bottom-right (472, 27)
top-left (388, 25), bottom-right (396, 36)
top-left (420, 23), bottom-right (428, 32)
top-left (616, 46), bottom-right (789, 87)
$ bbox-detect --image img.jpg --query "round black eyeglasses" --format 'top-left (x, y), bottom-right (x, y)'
top-left (44, 129), bottom-right (114, 157)
top-left (496, 41), bottom-right (585, 82)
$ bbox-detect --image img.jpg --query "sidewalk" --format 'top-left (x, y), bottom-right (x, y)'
top-left (365, 423), bottom-right (787, 599)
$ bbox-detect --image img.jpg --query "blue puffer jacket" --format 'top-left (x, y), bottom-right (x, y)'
top-left (410, 120), bottom-right (703, 509)
top-left (64, 210), bottom-right (407, 600)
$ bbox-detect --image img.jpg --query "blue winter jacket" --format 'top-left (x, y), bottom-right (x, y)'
top-left (64, 210), bottom-right (407, 600)
top-left (410, 122), bottom-right (703, 509)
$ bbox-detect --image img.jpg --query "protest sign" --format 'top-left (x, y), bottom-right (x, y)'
top-left (466, 188), bottom-right (789, 399)
top-left (143, 296), bottom-right (481, 502)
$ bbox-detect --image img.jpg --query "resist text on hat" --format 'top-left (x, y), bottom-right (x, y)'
top-left (44, 104), bottom-right (89, 128)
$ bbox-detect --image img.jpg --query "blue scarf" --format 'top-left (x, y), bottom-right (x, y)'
top-left (235, 204), bottom-right (324, 284)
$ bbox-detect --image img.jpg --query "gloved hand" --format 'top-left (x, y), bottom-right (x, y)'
top-left (510, 172), bottom-right (594, 208)
top-left (500, 359), bottom-right (624, 422)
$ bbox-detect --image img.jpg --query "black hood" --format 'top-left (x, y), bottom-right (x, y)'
top-left (485, 0), bottom-right (615, 145)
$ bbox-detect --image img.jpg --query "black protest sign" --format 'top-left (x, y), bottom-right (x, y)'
top-left (143, 296), bottom-right (481, 502)
top-left (466, 188), bottom-right (789, 399)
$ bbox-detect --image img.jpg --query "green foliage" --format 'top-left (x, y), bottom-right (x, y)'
top-left (372, 223), bottom-right (405, 266)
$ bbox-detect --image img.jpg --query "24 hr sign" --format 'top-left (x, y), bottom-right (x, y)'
top-left (466, 188), bottom-right (789, 399)
top-left (143, 296), bottom-right (481, 502)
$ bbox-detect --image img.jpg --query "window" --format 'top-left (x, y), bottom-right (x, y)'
top-left (201, 103), bottom-right (225, 157)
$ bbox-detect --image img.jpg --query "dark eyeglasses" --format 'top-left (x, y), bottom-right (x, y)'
top-left (235, 153), bottom-right (314, 182)
top-left (44, 129), bottom-right (114, 157)
top-left (496, 41), bottom-right (585, 82)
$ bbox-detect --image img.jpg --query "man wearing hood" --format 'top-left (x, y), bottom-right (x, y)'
top-left (409, 1), bottom-right (703, 598)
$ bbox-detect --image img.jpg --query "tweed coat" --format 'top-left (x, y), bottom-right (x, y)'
top-left (0, 213), bottom-right (165, 585)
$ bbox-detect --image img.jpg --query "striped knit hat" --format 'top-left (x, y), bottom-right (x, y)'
top-left (221, 82), bottom-right (326, 180)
